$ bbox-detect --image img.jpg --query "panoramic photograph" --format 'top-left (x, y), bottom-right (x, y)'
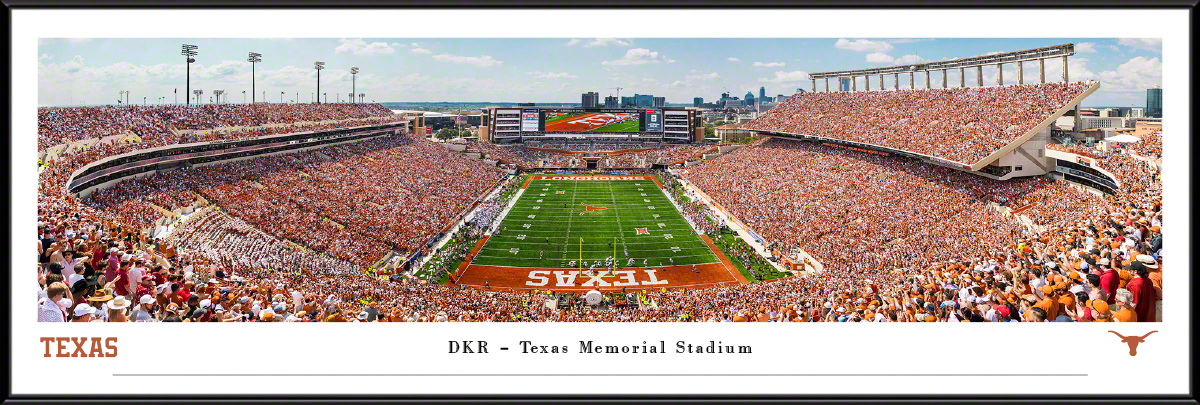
top-left (35, 37), bottom-right (1163, 323)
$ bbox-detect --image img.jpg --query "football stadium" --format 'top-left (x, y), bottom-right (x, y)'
top-left (37, 42), bottom-right (1163, 323)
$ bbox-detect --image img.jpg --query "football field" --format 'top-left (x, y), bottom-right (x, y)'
top-left (455, 175), bottom-right (745, 291)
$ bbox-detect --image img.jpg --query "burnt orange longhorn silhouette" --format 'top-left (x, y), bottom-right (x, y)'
top-left (1109, 330), bottom-right (1157, 356)
top-left (580, 203), bottom-right (608, 215)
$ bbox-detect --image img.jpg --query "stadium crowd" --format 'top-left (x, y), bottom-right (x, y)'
top-left (37, 99), bottom-right (1164, 323)
top-left (742, 81), bottom-right (1093, 165)
top-left (39, 103), bottom-right (398, 151)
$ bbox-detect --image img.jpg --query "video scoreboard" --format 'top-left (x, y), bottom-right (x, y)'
top-left (485, 106), bottom-right (697, 142)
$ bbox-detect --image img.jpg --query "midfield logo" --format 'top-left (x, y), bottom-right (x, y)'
top-left (580, 203), bottom-right (608, 215)
top-left (556, 191), bottom-right (566, 194)
top-left (635, 228), bottom-right (650, 235)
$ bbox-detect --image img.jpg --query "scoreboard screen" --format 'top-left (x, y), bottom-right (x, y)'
top-left (541, 109), bottom-right (641, 132)
top-left (643, 109), bottom-right (663, 132)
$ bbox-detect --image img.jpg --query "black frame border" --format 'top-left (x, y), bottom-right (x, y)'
top-left (3, 1), bottom-right (1196, 404)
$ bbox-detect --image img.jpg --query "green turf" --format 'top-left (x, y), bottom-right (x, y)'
top-left (545, 113), bottom-right (582, 123)
top-left (472, 177), bottom-right (719, 269)
top-left (591, 119), bottom-right (640, 132)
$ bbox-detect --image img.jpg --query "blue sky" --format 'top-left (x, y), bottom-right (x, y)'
top-left (38, 37), bottom-right (1162, 107)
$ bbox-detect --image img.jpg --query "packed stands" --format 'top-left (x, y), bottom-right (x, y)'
top-left (37, 102), bottom-right (1163, 323)
top-left (743, 81), bottom-right (1093, 165)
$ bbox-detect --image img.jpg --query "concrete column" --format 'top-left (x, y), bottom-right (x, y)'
top-left (893, 73), bottom-right (898, 90)
top-left (959, 68), bottom-right (965, 88)
top-left (909, 72), bottom-right (914, 89)
top-left (977, 66), bottom-right (983, 87)
top-left (825, 78), bottom-right (829, 92)
top-left (1062, 56), bottom-right (1069, 82)
top-left (864, 75), bottom-right (870, 91)
top-left (880, 74), bottom-right (885, 90)
top-left (812, 78), bottom-right (816, 93)
top-left (1040, 58), bottom-right (1045, 83)
top-left (1018, 61), bottom-right (1024, 84)
top-left (925, 71), bottom-right (930, 89)
top-left (998, 63), bottom-right (1003, 86)
top-left (852, 76), bottom-right (857, 92)
top-left (942, 69), bottom-right (947, 88)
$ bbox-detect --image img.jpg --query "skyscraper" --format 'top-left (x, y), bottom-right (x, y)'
top-left (1146, 86), bottom-right (1162, 118)
top-left (759, 86), bottom-right (766, 101)
top-left (582, 92), bottom-right (599, 108)
top-left (605, 96), bottom-right (619, 108)
top-left (635, 94), bottom-right (654, 107)
top-left (693, 97), bottom-right (704, 107)
top-left (839, 78), bottom-right (851, 92)
top-left (653, 96), bottom-right (665, 107)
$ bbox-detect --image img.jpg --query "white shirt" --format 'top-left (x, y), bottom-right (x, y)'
top-left (39, 297), bottom-right (67, 322)
top-left (128, 267), bottom-right (144, 292)
top-left (1030, 277), bottom-right (1047, 300)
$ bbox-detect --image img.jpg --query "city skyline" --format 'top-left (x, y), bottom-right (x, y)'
top-left (38, 37), bottom-right (1162, 107)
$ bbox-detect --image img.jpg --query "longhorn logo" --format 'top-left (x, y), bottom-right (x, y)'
top-left (1109, 331), bottom-right (1157, 356)
top-left (580, 203), bottom-right (608, 215)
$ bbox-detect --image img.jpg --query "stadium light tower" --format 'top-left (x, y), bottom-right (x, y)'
top-left (194, 89), bottom-right (203, 105)
top-left (182, 44), bottom-right (198, 106)
top-left (248, 52), bottom-right (261, 104)
top-left (214, 90), bottom-right (224, 105)
top-left (314, 61), bottom-right (325, 104)
top-left (281, 91), bottom-right (284, 103)
top-left (242, 90), bottom-right (246, 104)
top-left (350, 67), bottom-right (359, 104)
top-left (323, 92), bottom-right (327, 104)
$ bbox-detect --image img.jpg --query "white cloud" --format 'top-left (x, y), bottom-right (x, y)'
top-left (1108, 45), bottom-right (1121, 52)
top-left (1117, 38), bottom-right (1162, 53)
top-left (527, 71), bottom-right (578, 79)
top-left (893, 54), bottom-right (924, 64)
top-left (985, 51), bottom-right (1004, 56)
top-left (666, 58), bottom-right (676, 63)
top-left (431, 53), bottom-right (502, 67)
top-left (566, 39), bottom-right (581, 47)
top-left (1096, 56), bottom-right (1162, 93)
top-left (390, 42), bottom-right (406, 47)
top-left (865, 53), bottom-right (923, 65)
top-left (601, 48), bottom-right (669, 66)
top-left (410, 47), bottom-right (432, 55)
top-left (62, 55), bottom-right (84, 73)
top-left (686, 72), bottom-right (721, 81)
top-left (1075, 42), bottom-right (1097, 53)
top-left (834, 39), bottom-right (893, 53)
top-left (727, 57), bottom-right (741, 62)
top-left (753, 61), bottom-right (785, 67)
top-left (760, 70), bottom-right (811, 83)
top-left (39, 53), bottom-right (52, 62)
top-left (334, 38), bottom-right (396, 56)
top-left (865, 52), bottom-right (894, 63)
top-left (195, 60), bottom-right (246, 79)
top-left (585, 38), bottom-right (630, 47)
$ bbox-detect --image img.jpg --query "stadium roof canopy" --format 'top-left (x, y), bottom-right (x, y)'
top-left (809, 44), bottom-right (1075, 79)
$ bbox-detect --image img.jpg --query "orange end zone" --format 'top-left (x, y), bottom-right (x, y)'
top-left (452, 234), bottom-right (746, 292)
top-left (454, 262), bottom-right (742, 293)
